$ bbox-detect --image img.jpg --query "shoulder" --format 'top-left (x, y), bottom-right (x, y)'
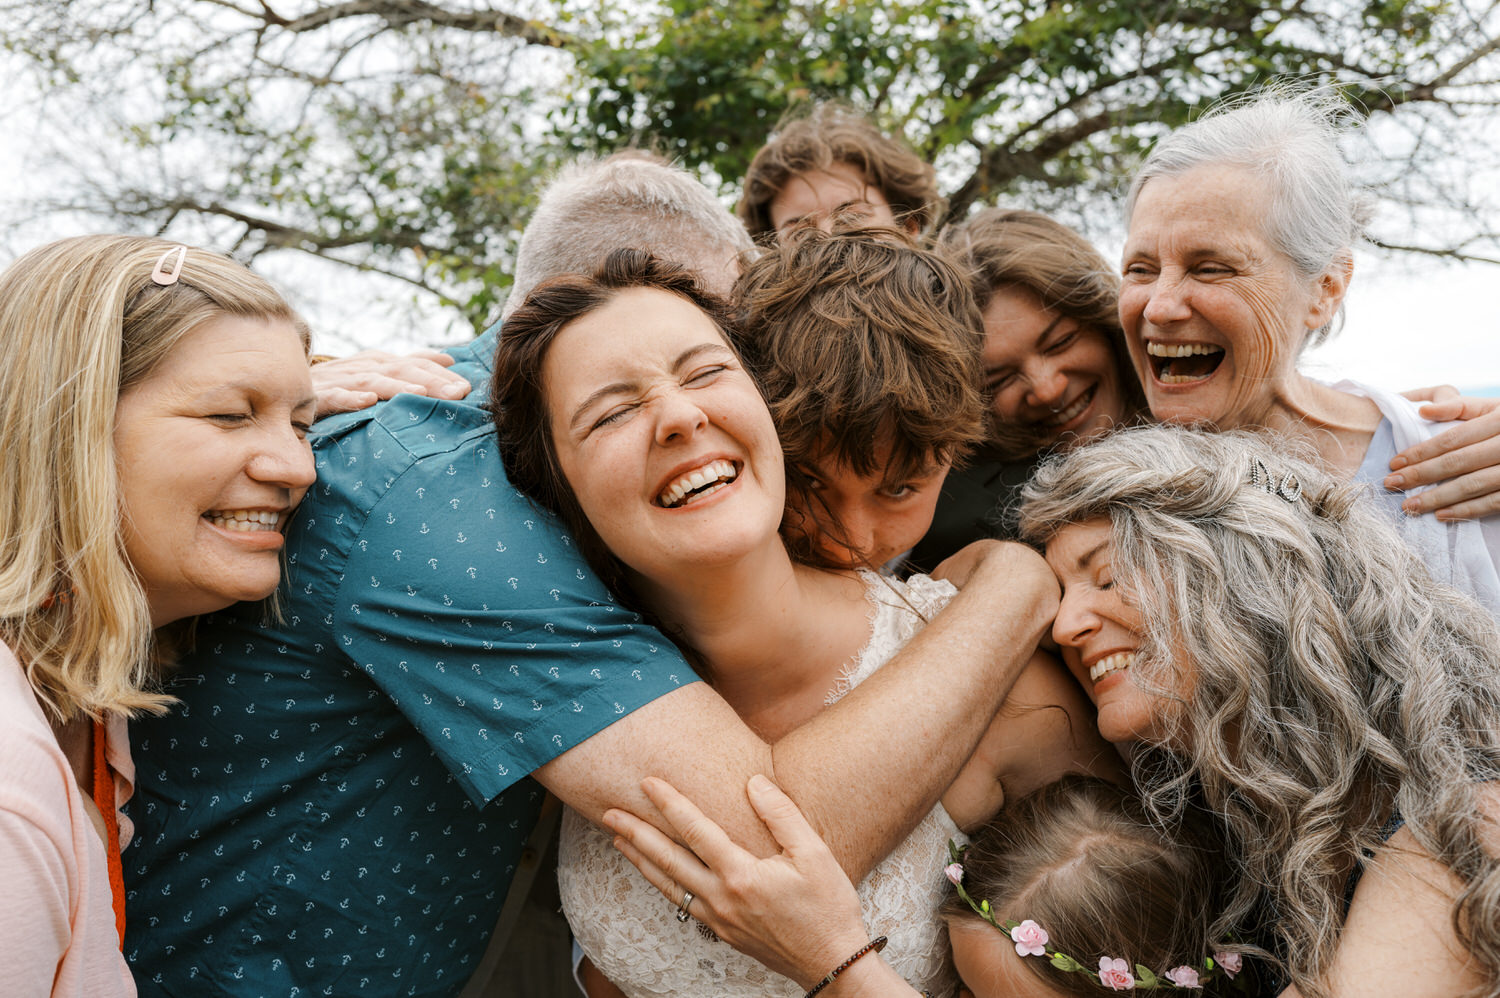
top-left (1325, 821), bottom-right (1487, 997)
top-left (829, 571), bottom-right (956, 698)
top-left (1330, 378), bottom-right (1443, 445)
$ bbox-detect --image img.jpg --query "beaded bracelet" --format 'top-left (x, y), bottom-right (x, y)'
top-left (805, 935), bottom-right (888, 998)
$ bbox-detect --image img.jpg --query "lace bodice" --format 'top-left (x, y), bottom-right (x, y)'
top-left (559, 571), bottom-right (963, 998)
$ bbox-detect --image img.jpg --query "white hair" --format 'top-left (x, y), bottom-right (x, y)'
top-left (505, 151), bottom-right (754, 316)
top-left (1124, 89), bottom-right (1376, 346)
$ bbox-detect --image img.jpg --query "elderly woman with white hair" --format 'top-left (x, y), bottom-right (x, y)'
top-left (1118, 90), bottom-right (1500, 612)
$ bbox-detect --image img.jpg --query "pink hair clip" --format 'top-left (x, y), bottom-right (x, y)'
top-left (151, 245), bottom-right (187, 287)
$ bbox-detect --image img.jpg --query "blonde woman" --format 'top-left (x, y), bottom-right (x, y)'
top-left (0, 235), bottom-right (318, 996)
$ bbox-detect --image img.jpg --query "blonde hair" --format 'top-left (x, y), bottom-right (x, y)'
top-left (1020, 425), bottom-right (1500, 998)
top-left (0, 235), bottom-right (309, 721)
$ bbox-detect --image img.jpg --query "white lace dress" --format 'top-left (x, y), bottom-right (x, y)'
top-left (559, 571), bottom-right (963, 998)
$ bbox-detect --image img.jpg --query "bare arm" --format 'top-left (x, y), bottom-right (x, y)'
top-left (1388, 390), bottom-right (1500, 520)
top-left (940, 651), bottom-right (1123, 833)
top-left (1280, 787), bottom-right (1500, 998)
top-left (311, 348), bottom-right (472, 417)
top-left (538, 540), bottom-right (1059, 880)
top-left (603, 774), bottom-right (922, 997)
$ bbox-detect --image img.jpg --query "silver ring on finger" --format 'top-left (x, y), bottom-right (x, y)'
top-left (675, 890), bottom-right (695, 923)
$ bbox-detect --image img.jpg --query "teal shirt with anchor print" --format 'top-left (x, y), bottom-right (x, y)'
top-left (122, 328), bottom-right (694, 997)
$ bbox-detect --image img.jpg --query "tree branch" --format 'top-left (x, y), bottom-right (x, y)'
top-left (1366, 237), bottom-right (1500, 265)
top-left (256, 0), bottom-right (570, 47)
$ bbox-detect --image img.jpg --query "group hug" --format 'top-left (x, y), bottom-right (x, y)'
top-left (4, 87), bottom-right (1500, 998)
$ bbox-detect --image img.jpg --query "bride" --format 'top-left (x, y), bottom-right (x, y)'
top-left (489, 248), bottom-right (1115, 997)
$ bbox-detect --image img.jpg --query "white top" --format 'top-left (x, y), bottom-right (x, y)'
top-left (0, 640), bottom-right (136, 997)
top-left (1337, 378), bottom-right (1500, 616)
top-left (559, 571), bottom-right (963, 998)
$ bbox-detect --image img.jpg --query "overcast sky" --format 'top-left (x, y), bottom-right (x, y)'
top-left (3, 49), bottom-right (1497, 394)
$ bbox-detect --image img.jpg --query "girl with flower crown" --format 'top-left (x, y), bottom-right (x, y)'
top-left (939, 776), bottom-right (1247, 998)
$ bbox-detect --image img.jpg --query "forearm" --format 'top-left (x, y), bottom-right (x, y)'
top-left (817, 955), bottom-right (924, 998)
top-left (542, 544), bottom-right (1056, 877)
top-left (769, 548), bottom-right (1057, 878)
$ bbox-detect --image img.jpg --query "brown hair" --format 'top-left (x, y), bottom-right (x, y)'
top-left (938, 208), bottom-right (1147, 460)
top-left (0, 235), bottom-right (309, 720)
top-left (733, 222), bottom-right (985, 503)
top-left (943, 776), bottom-right (1239, 997)
top-left (737, 103), bottom-right (943, 238)
top-left (489, 248), bottom-right (748, 608)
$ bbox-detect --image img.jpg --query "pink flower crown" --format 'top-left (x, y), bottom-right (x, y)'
top-left (945, 841), bottom-right (1248, 992)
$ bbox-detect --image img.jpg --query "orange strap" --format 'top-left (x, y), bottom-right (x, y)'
top-left (91, 719), bottom-right (127, 947)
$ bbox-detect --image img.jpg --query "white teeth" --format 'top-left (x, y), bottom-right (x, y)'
top-left (1089, 651), bottom-right (1135, 683)
top-left (657, 460), bottom-right (739, 508)
top-left (1146, 342), bottom-right (1223, 358)
top-left (205, 510), bottom-right (282, 532)
top-left (1047, 386), bottom-right (1094, 426)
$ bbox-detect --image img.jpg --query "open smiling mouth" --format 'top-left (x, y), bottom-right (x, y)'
top-left (1089, 651), bottom-right (1134, 683)
top-left (1047, 385), bottom-right (1095, 427)
top-left (657, 460), bottom-right (740, 508)
top-left (1147, 342), bottom-right (1224, 384)
top-left (205, 510), bottom-right (284, 532)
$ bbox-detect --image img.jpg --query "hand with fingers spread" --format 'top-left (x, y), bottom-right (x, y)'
top-left (310, 348), bottom-right (471, 417)
top-left (603, 775), bottom-right (921, 998)
top-left (1386, 392), bottom-right (1500, 520)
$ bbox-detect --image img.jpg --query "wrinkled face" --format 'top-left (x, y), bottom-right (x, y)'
top-left (1045, 519), bottom-right (1183, 746)
top-left (786, 436), bottom-right (950, 569)
top-left (543, 287), bottom-right (786, 585)
top-left (949, 919), bottom-right (1069, 998)
top-left (1120, 164), bottom-right (1340, 430)
top-left (114, 315), bottom-right (317, 627)
top-left (981, 286), bottom-right (1128, 451)
top-left (767, 161), bottom-right (907, 235)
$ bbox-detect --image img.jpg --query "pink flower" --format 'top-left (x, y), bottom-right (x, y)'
top-left (944, 863), bottom-right (964, 886)
top-left (1097, 956), bottom-right (1135, 991)
top-left (1165, 965), bottom-right (1202, 988)
top-left (1213, 951), bottom-right (1242, 978)
top-left (1009, 919), bottom-right (1049, 957)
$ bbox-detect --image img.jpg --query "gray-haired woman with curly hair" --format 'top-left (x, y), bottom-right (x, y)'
top-left (1020, 424), bottom-right (1500, 998)
top-left (600, 423), bottom-right (1500, 998)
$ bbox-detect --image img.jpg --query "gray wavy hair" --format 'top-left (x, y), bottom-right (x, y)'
top-left (1124, 89), bottom-right (1376, 348)
top-left (1019, 424), bottom-right (1500, 998)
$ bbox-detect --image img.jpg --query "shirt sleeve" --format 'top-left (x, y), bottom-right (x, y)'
top-left (0, 762), bottom-right (73, 990)
top-left (328, 428), bottom-right (695, 805)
